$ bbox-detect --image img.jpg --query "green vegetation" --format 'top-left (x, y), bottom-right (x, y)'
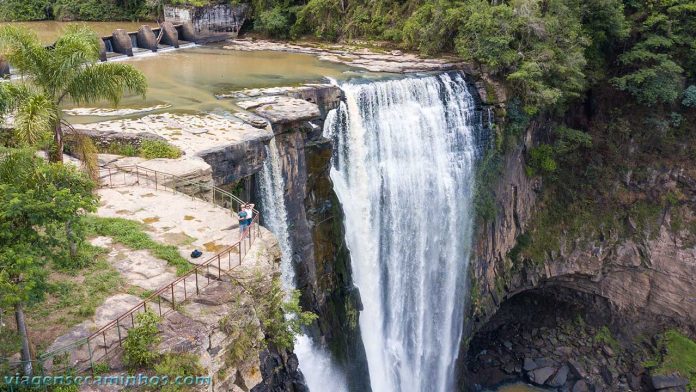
top-left (0, 0), bottom-right (155, 21)
top-left (249, 275), bottom-right (317, 350)
top-left (0, 149), bottom-right (98, 376)
top-left (594, 326), bottom-right (620, 352)
top-left (244, 0), bottom-right (694, 115)
top-left (153, 353), bottom-right (205, 391)
top-left (254, 278), bottom-right (317, 350)
top-left (123, 311), bottom-right (161, 368)
top-left (0, 25), bottom-right (146, 162)
top-left (646, 330), bottom-right (696, 388)
top-left (83, 216), bottom-right (193, 275)
top-left (28, 257), bottom-right (122, 328)
top-left (99, 139), bottom-right (182, 159)
top-left (139, 140), bottom-right (182, 159)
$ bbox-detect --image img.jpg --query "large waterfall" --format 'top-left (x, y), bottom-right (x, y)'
top-left (324, 72), bottom-right (482, 392)
top-left (258, 138), bottom-right (348, 392)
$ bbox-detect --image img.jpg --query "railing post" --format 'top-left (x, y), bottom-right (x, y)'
top-left (238, 244), bottom-right (242, 266)
top-left (102, 331), bottom-right (107, 356)
top-left (171, 284), bottom-right (175, 308)
top-left (158, 296), bottom-right (162, 316)
top-left (116, 319), bottom-right (122, 346)
top-left (217, 255), bottom-right (221, 279)
top-left (155, 172), bottom-right (158, 191)
top-left (87, 339), bottom-right (94, 375)
top-left (108, 168), bottom-right (112, 186)
top-left (136, 166), bottom-right (139, 184)
top-left (183, 278), bottom-right (187, 300)
top-left (195, 269), bottom-right (199, 295)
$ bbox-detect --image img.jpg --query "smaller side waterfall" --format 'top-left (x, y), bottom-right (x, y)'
top-left (258, 138), bottom-right (348, 392)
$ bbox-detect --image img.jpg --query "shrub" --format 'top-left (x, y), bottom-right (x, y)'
top-left (0, 0), bottom-right (49, 21)
top-left (250, 276), bottom-right (317, 351)
top-left (139, 140), bottom-right (182, 159)
top-left (153, 353), bottom-right (206, 391)
top-left (92, 362), bottom-right (110, 375)
top-left (526, 144), bottom-right (557, 177)
top-left (256, 7), bottom-right (290, 38)
top-left (123, 311), bottom-right (161, 369)
top-left (647, 330), bottom-right (696, 389)
top-left (683, 85), bottom-right (696, 108)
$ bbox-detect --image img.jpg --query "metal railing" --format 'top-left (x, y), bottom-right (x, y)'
top-left (1, 165), bottom-right (262, 376)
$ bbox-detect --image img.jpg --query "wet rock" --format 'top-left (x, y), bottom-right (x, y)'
top-left (600, 366), bottom-right (616, 386)
top-left (651, 374), bottom-right (689, 390)
top-left (251, 350), bottom-right (308, 392)
top-left (602, 345), bottom-right (615, 357)
top-left (529, 367), bottom-right (557, 385)
top-left (568, 359), bottom-right (588, 380)
top-left (523, 358), bottom-right (538, 371)
top-left (535, 357), bottom-right (556, 368)
top-left (548, 365), bottom-right (570, 387)
top-left (572, 380), bottom-right (590, 392)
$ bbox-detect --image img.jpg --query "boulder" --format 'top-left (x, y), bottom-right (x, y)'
top-left (651, 374), bottom-right (689, 390)
top-left (529, 367), bottom-right (556, 385)
top-left (136, 25), bottom-right (158, 52)
top-left (572, 380), bottom-right (590, 392)
top-left (568, 359), bottom-right (588, 379)
top-left (523, 358), bottom-right (538, 371)
top-left (111, 29), bottom-right (133, 56)
top-left (548, 365), bottom-right (570, 387)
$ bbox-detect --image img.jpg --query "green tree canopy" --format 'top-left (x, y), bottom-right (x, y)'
top-left (0, 148), bottom-right (98, 374)
top-left (0, 25), bottom-right (147, 161)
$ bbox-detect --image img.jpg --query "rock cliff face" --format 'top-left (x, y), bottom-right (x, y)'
top-left (462, 118), bottom-right (696, 390)
top-left (231, 87), bottom-right (371, 391)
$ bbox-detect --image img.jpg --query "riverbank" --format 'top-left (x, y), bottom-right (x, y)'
top-left (224, 38), bottom-right (472, 74)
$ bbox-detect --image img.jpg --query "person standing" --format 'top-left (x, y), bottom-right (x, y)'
top-left (238, 206), bottom-right (248, 235)
top-left (244, 203), bottom-right (255, 228)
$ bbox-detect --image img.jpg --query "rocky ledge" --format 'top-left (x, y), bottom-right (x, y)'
top-left (224, 39), bottom-right (472, 74)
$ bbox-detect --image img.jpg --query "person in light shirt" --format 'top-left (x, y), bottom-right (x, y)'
top-left (244, 203), bottom-right (255, 229)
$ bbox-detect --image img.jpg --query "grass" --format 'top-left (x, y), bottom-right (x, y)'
top-left (101, 140), bottom-right (182, 160)
top-left (140, 140), bottom-right (182, 159)
top-left (594, 326), bottom-right (620, 351)
top-left (83, 216), bottom-right (193, 275)
top-left (650, 330), bottom-right (696, 388)
top-left (24, 256), bottom-right (124, 350)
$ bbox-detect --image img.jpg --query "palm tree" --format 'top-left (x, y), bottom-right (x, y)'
top-left (0, 25), bottom-right (147, 162)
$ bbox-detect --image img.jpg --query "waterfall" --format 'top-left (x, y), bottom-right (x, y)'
top-left (258, 138), bottom-right (348, 392)
top-left (324, 72), bottom-right (482, 392)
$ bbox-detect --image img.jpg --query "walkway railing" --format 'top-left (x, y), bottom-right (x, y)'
top-left (1, 165), bottom-right (262, 377)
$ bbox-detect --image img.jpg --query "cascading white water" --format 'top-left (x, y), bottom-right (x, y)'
top-left (258, 138), bottom-right (348, 392)
top-left (324, 72), bottom-right (481, 392)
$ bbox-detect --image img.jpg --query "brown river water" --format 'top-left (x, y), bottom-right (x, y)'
top-left (1, 21), bottom-right (366, 122)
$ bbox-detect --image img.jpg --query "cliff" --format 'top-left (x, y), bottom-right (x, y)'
top-left (463, 91), bottom-right (696, 390)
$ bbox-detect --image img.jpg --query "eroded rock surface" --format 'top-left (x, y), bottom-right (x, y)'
top-left (224, 39), bottom-right (472, 73)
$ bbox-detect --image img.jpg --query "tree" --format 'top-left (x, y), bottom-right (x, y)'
top-left (611, 1), bottom-right (696, 105)
top-left (0, 25), bottom-right (147, 162)
top-left (0, 148), bottom-right (98, 375)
